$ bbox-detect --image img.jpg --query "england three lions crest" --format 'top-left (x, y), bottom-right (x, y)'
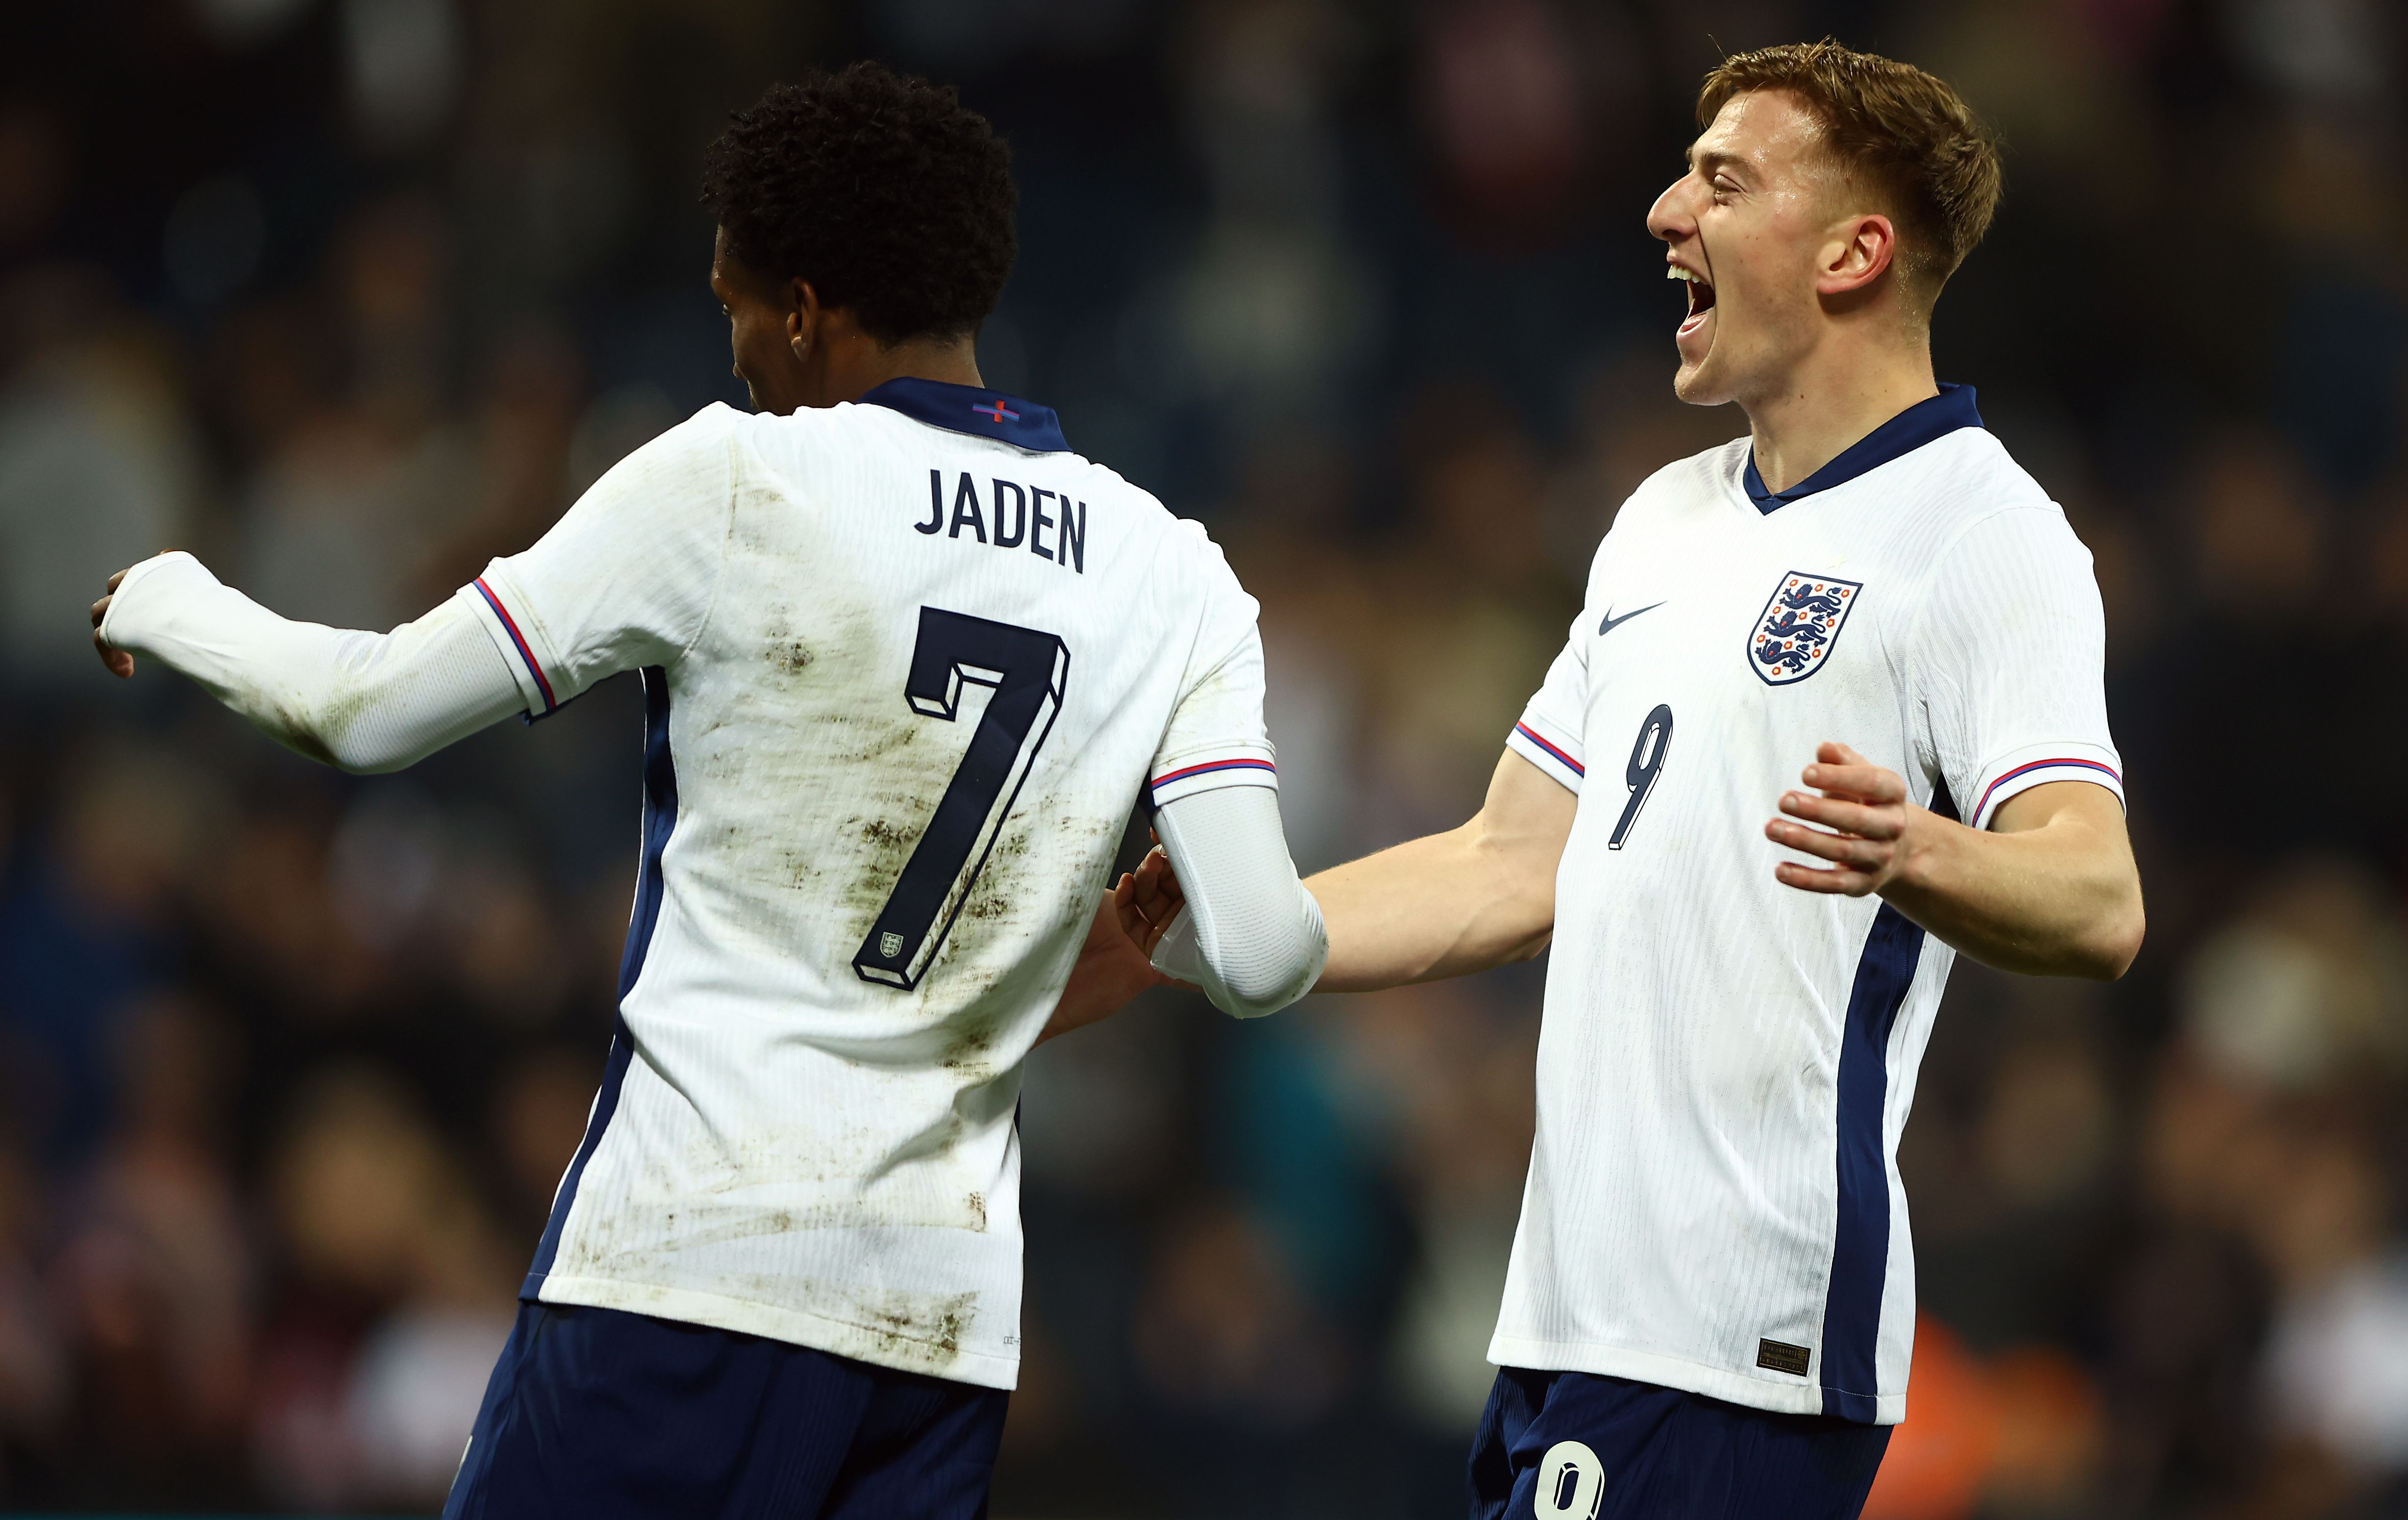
top-left (1749, 572), bottom-right (1863, 686)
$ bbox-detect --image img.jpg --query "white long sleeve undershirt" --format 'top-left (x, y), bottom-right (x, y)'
top-left (1147, 785), bottom-right (1327, 1019)
top-left (102, 551), bottom-right (1330, 1016)
top-left (99, 552), bottom-right (524, 772)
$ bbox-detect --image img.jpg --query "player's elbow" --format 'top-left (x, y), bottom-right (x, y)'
top-left (1210, 966), bottom-right (1314, 1020)
top-left (301, 723), bottom-right (410, 776)
top-left (2079, 893), bottom-right (2146, 981)
top-left (1503, 928), bottom-right (1554, 966)
top-left (2051, 876), bottom-right (2144, 981)
top-left (1202, 894), bottom-right (1330, 1020)
top-left (256, 683), bottom-right (400, 775)
top-left (1209, 944), bottom-right (1327, 1019)
top-left (1463, 829), bottom-right (1559, 969)
top-left (257, 713), bottom-right (350, 771)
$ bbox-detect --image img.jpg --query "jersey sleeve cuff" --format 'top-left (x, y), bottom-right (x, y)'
top-left (459, 567), bottom-right (563, 718)
top-left (97, 551), bottom-right (211, 651)
top-left (1147, 746), bottom-right (1278, 808)
top-left (1507, 714), bottom-right (1584, 795)
top-left (1965, 742), bottom-right (2124, 830)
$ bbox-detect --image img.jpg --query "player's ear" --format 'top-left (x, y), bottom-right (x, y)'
top-left (1817, 212), bottom-right (1895, 299)
top-left (787, 279), bottom-right (823, 362)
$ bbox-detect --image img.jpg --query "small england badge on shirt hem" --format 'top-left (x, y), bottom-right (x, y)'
top-left (1749, 572), bottom-right (1863, 687)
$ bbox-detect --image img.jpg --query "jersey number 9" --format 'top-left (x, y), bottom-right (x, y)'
top-left (1608, 704), bottom-right (1673, 850)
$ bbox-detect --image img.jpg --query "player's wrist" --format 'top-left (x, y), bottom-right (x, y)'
top-left (1886, 803), bottom-right (1949, 896)
top-left (101, 551), bottom-right (214, 645)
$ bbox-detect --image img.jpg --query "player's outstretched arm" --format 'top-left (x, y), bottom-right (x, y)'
top-left (1054, 787), bottom-right (1327, 1029)
top-left (92, 553), bottom-right (524, 773)
top-left (1304, 747), bottom-right (1575, 993)
top-left (1140, 786), bottom-right (1328, 1019)
top-left (1768, 742), bottom-right (2144, 979)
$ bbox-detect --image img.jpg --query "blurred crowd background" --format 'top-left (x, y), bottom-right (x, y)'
top-left (0, 0), bottom-right (2404, 1515)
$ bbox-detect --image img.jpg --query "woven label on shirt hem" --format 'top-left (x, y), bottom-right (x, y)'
top-left (1756, 1338), bottom-right (1813, 1377)
top-left (1485, 1332), bottom-right (1905, 1427)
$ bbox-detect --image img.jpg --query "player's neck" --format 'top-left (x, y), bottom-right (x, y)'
top-left (811, 335), bottom-right (986, 410)
top-left (848, 335), bottom-right (986, 398)
top-left (1739, 334), bottom-right (1937, 496)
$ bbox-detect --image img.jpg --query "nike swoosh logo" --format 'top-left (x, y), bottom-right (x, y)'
top-left (1598, 600), bottom-right (1666, 636)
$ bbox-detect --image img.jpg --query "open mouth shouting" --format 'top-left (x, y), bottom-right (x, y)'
top-left (1670, 263), bottom-right (1715, 338)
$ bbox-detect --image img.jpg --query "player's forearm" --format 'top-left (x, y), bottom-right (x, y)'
top-left (1306, 751), bottom-right (1572, 993)
top-left (1307, 823), bottom-right (1554, 991)
top-left (101, 553), bottom-right (523, 772)
top-left (1147, 786), bottom-right (1327, 1018)
top-left (1882, 805), bottom-right (2143, 979)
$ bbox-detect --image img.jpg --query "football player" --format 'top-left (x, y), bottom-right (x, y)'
top-left (1125, 39), bottom-right (2144, 1520)
top-left (92, 64), bottom-right (1325, 1520)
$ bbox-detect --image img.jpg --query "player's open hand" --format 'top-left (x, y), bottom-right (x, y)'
top-left (1038, 848), bottom-right (1197, 1046)
top-left (91, 568), bottom-right (134, 679)
top-left (1115, 845), bottom-right (1186, 959)
top-left (1766, 741), bottom-right (1911, 897)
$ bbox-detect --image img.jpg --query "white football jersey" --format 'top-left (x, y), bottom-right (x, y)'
top-left (459, 381), bottom-right (1275, 1390)
top-left (1495, 388), bottom-right (2122, 1424)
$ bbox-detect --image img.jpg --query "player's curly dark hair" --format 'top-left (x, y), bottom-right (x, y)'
top-left (700, 63), bottom-right (1016, 345)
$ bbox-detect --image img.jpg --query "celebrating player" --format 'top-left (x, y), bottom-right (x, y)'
top-left (1128, 39), bottom-right (2144, 1520)
top-left (90, 64), bottom-right (1325, 1519)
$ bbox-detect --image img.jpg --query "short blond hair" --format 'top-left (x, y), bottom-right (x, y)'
top-left (1699, 39), bottom-right (2003, 300)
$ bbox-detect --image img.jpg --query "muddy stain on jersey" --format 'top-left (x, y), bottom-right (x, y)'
top-left (853, 1289), bottom-right (977, 1370)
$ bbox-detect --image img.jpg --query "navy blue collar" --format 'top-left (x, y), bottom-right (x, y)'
top-left (858, 377), bottom-right (1068, 453)
top-left (1743, 383), bottom-right (1983, 514)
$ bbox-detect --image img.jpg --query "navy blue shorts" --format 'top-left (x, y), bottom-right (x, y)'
top-left (443, 1301), bottom-right (1010, 1520)
top-left (1467, 1366), bottom-right (1890, 1520)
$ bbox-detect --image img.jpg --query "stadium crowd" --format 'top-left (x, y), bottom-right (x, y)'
top-left (2, 0), bottom-right (2405, 1514)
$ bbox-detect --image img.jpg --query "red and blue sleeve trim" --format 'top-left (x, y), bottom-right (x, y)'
top-left (1513, 721), bottom-right (1584, 778)
top-left (1151, 757), bottom-right (1277, 792)
top-left (1973, 757), bottom-right (2120, 822)
top-left (474, 577), bottom-right (558, 713)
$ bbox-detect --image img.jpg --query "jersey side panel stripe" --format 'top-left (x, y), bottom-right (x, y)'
top-left (526, 664), bottom-right (675, 1288)
top-left (1819, 902), bottom-right (1926, 1421)
top-left (615, 666), bottom-right (679, 999)
top-left (524, 1022), bottom-right (634, 1293)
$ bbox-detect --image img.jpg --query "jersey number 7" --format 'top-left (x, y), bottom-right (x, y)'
top-left (853, 607), bottom-right (1071, 990)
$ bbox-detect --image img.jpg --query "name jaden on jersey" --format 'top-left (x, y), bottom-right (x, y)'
top-left (917, 470), bottom-right (1087, 574)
